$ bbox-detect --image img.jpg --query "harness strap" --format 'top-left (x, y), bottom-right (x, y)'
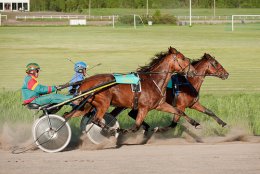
top-left (131, 73), bottom-right (141, 110)
top-left (133, 91), bottom-right (139, 110)
top-left (172, 92), bottom-right (178, 107)
top-left (188, 96), bottom-right (200, 108)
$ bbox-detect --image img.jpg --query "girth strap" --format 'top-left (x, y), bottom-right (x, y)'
top-left (131, 73), bottom-right (141, 110)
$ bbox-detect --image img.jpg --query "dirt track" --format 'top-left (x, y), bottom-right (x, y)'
top-left (1, 123), bottom-right (260, 174)
top-left (1, 136), bottom-right (260, 174)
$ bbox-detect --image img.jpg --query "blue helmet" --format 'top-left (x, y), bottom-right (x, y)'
top-left (74, 61), bottom-right (87, 73)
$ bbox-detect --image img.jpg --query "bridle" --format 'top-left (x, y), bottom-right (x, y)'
top-left (139, 53), bottom-right (193, 106)
top-left (172, 54), bottom-right (192, 77)
top-left (192, 57), bottom-right (224, 78)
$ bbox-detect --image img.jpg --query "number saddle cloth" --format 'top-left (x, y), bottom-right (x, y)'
top-left (113, 73), bottom-right (141, 110)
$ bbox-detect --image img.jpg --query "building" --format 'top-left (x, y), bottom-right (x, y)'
top-left (0, 0), bottom-right (30, 12)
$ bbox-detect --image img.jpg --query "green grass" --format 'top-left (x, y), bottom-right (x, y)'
top-left (0, 23), bottom-right (259, 138)
top-left (0, 24), bottom-right (260, 93)
top-left (0, 90), bottom-right (259, 136)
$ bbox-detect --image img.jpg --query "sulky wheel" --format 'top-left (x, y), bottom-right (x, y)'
top-left (32, 115), bottom-right (71, 153)
top-left (80, 113), bottom-right (120, 145)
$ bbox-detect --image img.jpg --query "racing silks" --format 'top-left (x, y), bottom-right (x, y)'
top-left (21, 75), bottom-right (56, 104)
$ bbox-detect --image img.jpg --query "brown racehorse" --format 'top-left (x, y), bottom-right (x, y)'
top-left (163, 53), bottom-right (229, 130)
top-left (110, 53), bottom-right (229, 132)
top-left (69, 47), bottom-right (197, 132)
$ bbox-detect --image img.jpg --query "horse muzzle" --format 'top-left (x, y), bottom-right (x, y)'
top-left (220, 72), bottom-right (229, 80)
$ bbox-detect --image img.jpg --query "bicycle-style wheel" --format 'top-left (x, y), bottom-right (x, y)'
top-left (32, 115), bottom-right (71, 153)
top-left (80, 113), bottom-right (120, 144)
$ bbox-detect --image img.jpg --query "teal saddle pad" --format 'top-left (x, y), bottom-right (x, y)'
top-left (167, 78), bottom-right (173, 88)
top-left (113, 73), bottom-right (140, 85)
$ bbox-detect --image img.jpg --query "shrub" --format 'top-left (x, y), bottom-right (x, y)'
top-left (151, 10), bottom-right (177, 24)
top-left (159, 14), bottom-right (177, 24)
top-left (118, 15), bottom-right (144, 25)
top-left (118, 15), bottom-right (135, 25)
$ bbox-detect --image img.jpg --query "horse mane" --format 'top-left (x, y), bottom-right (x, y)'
top-left (137, 51), bottom-right (169, 72)
top-left (191, 53), bottom-right (212, 66)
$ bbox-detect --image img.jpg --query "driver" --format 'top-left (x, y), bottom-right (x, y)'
top-left (68, 61), bottom-right (88, 95)
top-left (21, 63), bottom-right (73, 106)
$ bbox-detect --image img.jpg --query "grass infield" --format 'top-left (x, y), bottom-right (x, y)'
top-left (0, 23), bottom-right (259, 136)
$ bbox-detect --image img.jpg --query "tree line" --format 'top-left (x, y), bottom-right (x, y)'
top-left (30, 0), bottom-right (260, 12)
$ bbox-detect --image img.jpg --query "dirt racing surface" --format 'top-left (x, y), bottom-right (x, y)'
top-left (1, 141), bottom-right (260, 174)
top-left (1, 125), bottom-right (260, 174)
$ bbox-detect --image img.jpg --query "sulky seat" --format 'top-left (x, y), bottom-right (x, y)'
top-left (27, 103), bottom-right (41, 109)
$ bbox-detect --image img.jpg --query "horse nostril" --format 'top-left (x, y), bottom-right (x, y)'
top-left (226, 73), bottom-right (229, 78)
top-left (222, 73), bottom-right (229, 80)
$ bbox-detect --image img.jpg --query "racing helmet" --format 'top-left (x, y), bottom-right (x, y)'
top-left (26, 63), bottom-right (40, 73)
top-left (74, 61), bottom-right (87, 73)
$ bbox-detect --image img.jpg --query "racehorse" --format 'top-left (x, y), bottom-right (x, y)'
top-left (163, 53), bottom-right (229, 129)
top-left (68, 47), bottom-right (197, 133)
top-left (110, 53), bottom-right (229, 132)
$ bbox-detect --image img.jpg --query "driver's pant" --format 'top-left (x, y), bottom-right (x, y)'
top-left (32, 94), bottom-right (73, 105)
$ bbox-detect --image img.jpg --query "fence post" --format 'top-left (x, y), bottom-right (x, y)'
top-left (112, 15), bottom-right (115, 28)
top-left (232, 15), bottom-right (234, 31)
top-left (134, 14), bottom-right (136, 29)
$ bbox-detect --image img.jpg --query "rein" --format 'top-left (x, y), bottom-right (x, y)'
top-left (137, 71), bottom-right (178, 75)
top-left (137, 54), bottom-right (192, 76)
top-left (190, 57), bottom-right (223, 77)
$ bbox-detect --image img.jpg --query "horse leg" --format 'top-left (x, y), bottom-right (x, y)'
top-left (91, 99), bottom-right (111, 126)
top-left (156, 102), bottom-right (200, 130)
top-left (190, 102), bottom-right (227, 127)
top-left (64, 102), bottom-right (93, 118)
top-left (128, 109), bottom-right (151, 132)
top-left (110, 107), bottom-right (126, 117)
top-left (125, 108), bottom-right (149, 133)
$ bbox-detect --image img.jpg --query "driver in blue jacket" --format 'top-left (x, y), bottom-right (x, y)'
top-left (68, 61), bottom-right (88, 95)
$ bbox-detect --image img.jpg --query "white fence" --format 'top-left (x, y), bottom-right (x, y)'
top-left (231, 15), bottom-right (260, 31)
top-left (16, 15), bottom-right (119, 20)
top-left (177, 16), bottom-right (229, 20)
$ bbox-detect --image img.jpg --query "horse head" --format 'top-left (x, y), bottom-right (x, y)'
top-left (168, 46), bottom-right (196, 77)
top-left (203, 53), bottom-right (229, 80)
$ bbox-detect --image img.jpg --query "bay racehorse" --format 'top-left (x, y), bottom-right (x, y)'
top-left (163, 53), bottom-right (229, 130)
top-left (68, 47), bottom-right (197, 132)
top-left (120, 53), bottom-right (229, 132)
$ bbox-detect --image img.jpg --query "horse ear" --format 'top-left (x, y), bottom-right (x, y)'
top-left (168, 46), bottom-right (172, 53)
top-left (168, 46), bottom-right (176, 54)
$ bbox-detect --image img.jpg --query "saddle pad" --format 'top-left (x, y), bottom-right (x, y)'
top-left (167, 74), bottom-right (181, 89)
top-left (113, 73), bottom-right (140, 85)
top-left (167, 78), bottom-right (173, 88)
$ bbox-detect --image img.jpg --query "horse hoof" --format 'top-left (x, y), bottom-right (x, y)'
top-left (153, 127), bottom-right (159, 133)
top-left (118, 128), bottom-right (129, 134)
top-left (195, 124), bottom-right (202, 129)
top-left (155, 127), bottom-right (171, 133)
top-left (221, 122), bottom-right (227, 127)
